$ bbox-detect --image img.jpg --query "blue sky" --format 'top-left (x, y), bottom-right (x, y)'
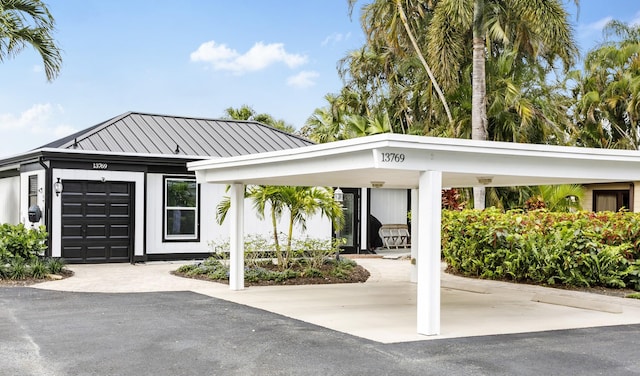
top-left (1, 0), bottom-right (640, 158)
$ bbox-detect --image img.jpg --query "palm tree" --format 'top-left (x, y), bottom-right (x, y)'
top-left (571, 20), bottom-right (640, 150)
top-left (278, 186), bottom-right (344, 266)
top-left (216, 185), bottom-right (344, 269)
top-left (224, 105), bottom-right (296, 133)
top-left (426, 0), bottom-right (577, 208)
top-left (348, 0), bottom-right (452, 123)
top-left (0, 0), bottom-right (62, 81)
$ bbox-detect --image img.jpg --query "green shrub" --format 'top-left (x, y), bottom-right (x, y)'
top-left (0, 223), bottom-right (48, 262)
top-left (44, 258), bottom-right (66, 275)
top-left (176, 264), bottom-right (197, 274)
top-left (442, 209), bottom-right (640, 290)
top-left (30, 259), bottom-right (49, 279)
top-left (302, 267), bottom-right (323, 278)
top-left (8, 259), bottom-right (28, 280)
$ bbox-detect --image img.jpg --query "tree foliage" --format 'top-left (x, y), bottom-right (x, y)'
top-left (571, 20), bottom-right (640, 149)
top-left (223, 105), bottom-right (296, 134)
top-left (0, 0), bottom-right (62, 81)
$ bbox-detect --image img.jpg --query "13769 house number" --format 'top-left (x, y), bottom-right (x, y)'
top-left (380, 152), bottom-right (405, 163)
top-left (92, 162), bottom-right (108, 169)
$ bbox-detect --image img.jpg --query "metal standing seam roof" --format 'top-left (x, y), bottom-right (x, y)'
top-left (38, 111), bottom-right (314, 157)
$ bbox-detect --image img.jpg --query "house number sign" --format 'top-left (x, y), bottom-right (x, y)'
top-left (380, 152), bottom-right (405, 163)
top-left (92, 162), bottom-right (108, 170)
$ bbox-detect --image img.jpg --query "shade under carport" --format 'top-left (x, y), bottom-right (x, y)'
top-left (188, 133), bottom-right (640, 336)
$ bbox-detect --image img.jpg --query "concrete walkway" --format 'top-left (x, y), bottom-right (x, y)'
top-left (32, 258), bottom-right (640, 344)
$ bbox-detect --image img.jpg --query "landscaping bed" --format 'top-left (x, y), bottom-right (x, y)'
top-left (172, 257), bottom-right (370, 286)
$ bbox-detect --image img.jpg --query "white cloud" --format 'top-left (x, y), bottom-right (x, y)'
top-left (321, 32), bottom-right (351, 46)
top-left (190, 40), bottom-right (307, 75)
top-left (0, 104), bottom-right (77, 157)
top-left (0, 103), bottom-right (53, 130)
top-left (32, 65), bottom-right (43, 73)
top-left (577, 16), bottom-right (612, 38)
top-left (0, 103), bottom-right (75, 135)
top-left (287, 71), bottom-right (319, 89)
top-left (583, 16), bottom-right (613, 33)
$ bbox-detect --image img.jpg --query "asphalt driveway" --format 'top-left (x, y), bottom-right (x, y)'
top-left (2, 287), bottom-right (639, 376)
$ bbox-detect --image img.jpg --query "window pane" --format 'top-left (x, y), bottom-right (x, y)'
top-left (595, 193), bottom-right (618, 212)
top-left (167, 180), bottom-right (196, 207)
top-left (167, 209), bottom-right (196, 235)
top-left (29, 175), bottom-right (38, 207)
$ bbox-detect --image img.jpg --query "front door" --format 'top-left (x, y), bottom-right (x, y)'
top-left (335, 188), bottom-right (360, 253)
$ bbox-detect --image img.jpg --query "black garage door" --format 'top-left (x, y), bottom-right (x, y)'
top-left (61, 180), bottom-right (134, 263)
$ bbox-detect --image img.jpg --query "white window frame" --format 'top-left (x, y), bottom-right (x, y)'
top-left (164, 177), bottom-right (199, 241)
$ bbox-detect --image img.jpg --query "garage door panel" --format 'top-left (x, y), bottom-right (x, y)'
top-left (109, 246), bottom-right (130, 259)
top-left (110, 224), bottom-right (130, 238)
top-left (86, 203), bottom-right (107, 216)
top-left (110, 203), bottom-right (129, 216)
top-left (86, 225), bottom-right (106, 237)
top-left (61, 180), bottom-right (134, 263)
top-left (62, 224), bottom-right (83, 238)
top-left (62, 202), bottom-right (83, 215)
top-left (61, 246), bottom-right (83, 262)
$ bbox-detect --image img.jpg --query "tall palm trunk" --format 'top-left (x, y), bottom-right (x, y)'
top-left (270, 207), bottom-right (283, 266)
top-left (472, 0), bottom-right (488, 209)
top-left (396, 1), bottom-right (453, 124)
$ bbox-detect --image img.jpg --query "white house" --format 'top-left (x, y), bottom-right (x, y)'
top-left (0, 111), bottom-right (410, 263)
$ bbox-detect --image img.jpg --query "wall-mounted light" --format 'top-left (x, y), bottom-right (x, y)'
top-left (54, 178), bottom-right (63, 197)
top-left (334, 187), bottom-right (344, 203)
top-left (476, 176), bottom-right (493, 185)
top-left (371, 181), bottom-right (385, 188)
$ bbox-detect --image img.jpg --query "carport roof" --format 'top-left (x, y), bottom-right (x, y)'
top-left (188, 133), bottom-right (640, 188)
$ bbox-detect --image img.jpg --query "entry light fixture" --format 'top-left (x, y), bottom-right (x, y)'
top-left (371, 181), bottom-right (385, 188)
top-left (54, 178), bottom-right (63, 197)
top-left (333, 187), bottom-right (344, 203)
top-left (476, 176), bottom-right (493, 185)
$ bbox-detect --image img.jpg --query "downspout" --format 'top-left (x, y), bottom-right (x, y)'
top-left (38, 156), bottom-right (53, 257)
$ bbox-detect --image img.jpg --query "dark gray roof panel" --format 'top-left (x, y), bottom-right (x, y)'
top-left (38, 111), bottom-right (313, 156)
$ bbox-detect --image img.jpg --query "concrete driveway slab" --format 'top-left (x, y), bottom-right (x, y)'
top-left (32, 258), bottom-right (640, 344)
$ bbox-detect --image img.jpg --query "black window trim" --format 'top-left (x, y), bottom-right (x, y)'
top-left (592, 189), bottom-right (632, 212)
top-left (162, 175), bottom-right (200, 243)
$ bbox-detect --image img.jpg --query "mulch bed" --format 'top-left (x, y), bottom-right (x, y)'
top-left (172, 263), bottom-right (370, 287)
top-left (0, 270), bottom-right (74, 287)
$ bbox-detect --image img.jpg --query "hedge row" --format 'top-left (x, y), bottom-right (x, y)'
top-left (441, 209), bottom-right (640, 290)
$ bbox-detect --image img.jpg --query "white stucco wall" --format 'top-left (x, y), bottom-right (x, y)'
top-left (145, 175), bottom-right (332, 255)
top-left (0, 176), bottom-right (21, 225)
top-left (370, 188), bottom-right (409, 224)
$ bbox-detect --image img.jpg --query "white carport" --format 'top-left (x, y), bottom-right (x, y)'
top-left (188, 134), bottom-right (640, 336)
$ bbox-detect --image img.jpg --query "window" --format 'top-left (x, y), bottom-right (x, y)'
top-left (28, 175), bottom-right (38, 207)
top-left (164, 177), bottom-right (198, 240)
top-left (593, 190), bottom-right (630, 212)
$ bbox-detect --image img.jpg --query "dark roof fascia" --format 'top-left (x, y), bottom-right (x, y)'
top-left (0, 150), bottom-right (43, 169)
top-left (37, 148), bottom-right (211, 166)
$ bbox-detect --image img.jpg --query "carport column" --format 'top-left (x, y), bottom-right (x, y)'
top-left (410, 188), bottom-right (419, 283)
top-left (417, 170), bottom-right (442, 336)
top-left (229, 183), bottom-right (245, 290)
